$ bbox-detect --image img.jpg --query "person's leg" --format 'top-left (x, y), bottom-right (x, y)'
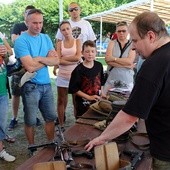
top-left (8, 75), bottom-right (21, 130)
top-left (44, 122), bottom-right (55, 141)
top-left (12, 95), bottom-right (20, 119)
top-left (57, 87), bottom-right (68, 127)
top-left (40, 84), bottom-right (56, 141)
top-left (22, 82), bottom-right (39, 145)
top-left (0, 140), bottom-right (15, 162)
top-left (9, 75), bottom-right (41, 130)
top-left (72, 94), bottom-right (77, 118)
top-left (0, 141), bottom-right (3, 153)
top-left (0, 95), bottom-right (15, 162)
top-left (24, 125), bottom-right (35, 145)
top-left (0, 95), bottom-right (8, 140)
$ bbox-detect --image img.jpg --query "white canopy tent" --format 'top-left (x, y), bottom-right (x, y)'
top-left (84, 0), bottom-right (170, 24)
top-left (83, 0), bottom-right (170, 54)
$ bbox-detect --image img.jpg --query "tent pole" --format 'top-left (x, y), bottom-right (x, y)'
top-left (99, 17), bottom-right (103, 55)
top-left (59, 0), bottom-right (63, 22)
top-left (150, 0), bottom-right (154, 11)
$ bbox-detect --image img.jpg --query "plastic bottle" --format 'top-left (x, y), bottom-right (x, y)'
top-left (0, 37), bottom-right (3, 45)
top-left (0, 38), bottom-right (4, 64)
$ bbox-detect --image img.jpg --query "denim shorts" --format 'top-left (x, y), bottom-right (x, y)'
top-left (0, 95), bottom-right (8, 140)
top-left (152, 157), bottom-right (170, 170)
top-left (21, 82), bottom-right (57, 126)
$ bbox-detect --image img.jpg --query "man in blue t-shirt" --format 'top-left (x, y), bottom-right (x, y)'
top-left (9, 5), bottom-right (45, 130)
top-left (14, 9), bottom-right (59, 155)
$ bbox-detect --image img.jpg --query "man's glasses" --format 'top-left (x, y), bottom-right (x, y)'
top-left (117, 30), bottom-right (127, 33)
top-left (68, 7), bottom-right (79, 12)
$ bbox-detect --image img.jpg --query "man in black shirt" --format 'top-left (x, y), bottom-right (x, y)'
top-left (85, 12), bottom-right (170, 170)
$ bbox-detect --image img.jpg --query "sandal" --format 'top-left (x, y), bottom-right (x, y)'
top-left (4, 135), bottom-right (16, 143)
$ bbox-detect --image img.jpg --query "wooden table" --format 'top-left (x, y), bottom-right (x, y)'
top-left (16, 109), bottom-right (152, 170)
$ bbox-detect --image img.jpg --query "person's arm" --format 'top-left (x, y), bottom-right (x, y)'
top-left (0, 32), bottom-right (12, 56)
top-left (105, 41), bottom-right (120, 67)
top-left (105, 41), bottom-right (136, 68)
top-left (19, 55), bottom-right (45, 73)
top-left (3, 39), bottom-right (13, 56)
top-left (11, 34), bottom-right (19, 44)
top-left (106, 49), bottom-right (136, 67)
top-left (11, 23), bottom-right (20, 43)
top-left (24, 50), bottom-right (59, 72)
top-left (86, 20), bottom-right (96, 41)
top-left (75, 90), bottom-right (101, 102)
top-left (53, 65), bottom-right (59, 76)
top-left (38, 49), bottom-right (59, 66)
top-left (0, 45), bottom-right (7, 57)
top-left (85, 110), bottom-right (138, 151)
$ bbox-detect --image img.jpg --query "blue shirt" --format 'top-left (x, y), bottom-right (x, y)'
top-left (14, 32), bottom-right (54, 84)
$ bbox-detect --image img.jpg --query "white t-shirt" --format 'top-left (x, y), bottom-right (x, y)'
top-left (55, 19), bottom-right (96, 45)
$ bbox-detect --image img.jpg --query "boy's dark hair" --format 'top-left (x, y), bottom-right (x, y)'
top-left (25, 5), bottom-right (35, 11)
top-left (82, 40), bottom-right (96, 51)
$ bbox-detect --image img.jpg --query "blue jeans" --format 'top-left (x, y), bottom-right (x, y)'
top-left (21, 82), bottom-right (56, 126)
top-left (152, 157), bottom-right (170, 170)
top-left (0, 95), bottom-right (8, 140)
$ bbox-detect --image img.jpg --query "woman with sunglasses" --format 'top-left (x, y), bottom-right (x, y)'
top-left (104, 21), bottom-right (136, 95)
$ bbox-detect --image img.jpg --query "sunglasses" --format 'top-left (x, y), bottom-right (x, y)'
top-left (68, 7), bottom-right (79, 12)
top-left (117, 30), bottom-right (127, 33)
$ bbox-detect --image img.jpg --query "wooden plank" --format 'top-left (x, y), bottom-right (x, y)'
top-left (95, 144), bottom-right (107, 170)
top-left (95, 142), bottom-right (119, 170)
top-left (105, 142), bottom-right (119, 170)
top-left (33, 162), bottom-right (53, 170)
top-left (16, 147), bottom-right (55, 170)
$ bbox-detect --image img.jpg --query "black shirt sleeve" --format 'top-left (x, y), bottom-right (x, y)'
top-left (68, 65), bottom-right (81, 94)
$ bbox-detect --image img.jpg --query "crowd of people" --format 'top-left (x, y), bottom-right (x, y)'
top-left (0, 2), bottom-right (170, 170)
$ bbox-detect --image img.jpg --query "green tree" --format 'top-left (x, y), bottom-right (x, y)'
top-left (0, 0), bottom-right (134, 44)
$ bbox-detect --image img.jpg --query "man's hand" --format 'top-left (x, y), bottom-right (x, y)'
top-left (84, 136), bottom-right (106, 152)
top-left (47, 50), bottom-right (58, 58)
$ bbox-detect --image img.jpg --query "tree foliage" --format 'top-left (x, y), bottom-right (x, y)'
top-left (0, 0), bottom-right (134, 44)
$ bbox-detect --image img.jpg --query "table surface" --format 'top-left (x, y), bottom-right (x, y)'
top-left (16, 109), bottom-right (152, 170)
